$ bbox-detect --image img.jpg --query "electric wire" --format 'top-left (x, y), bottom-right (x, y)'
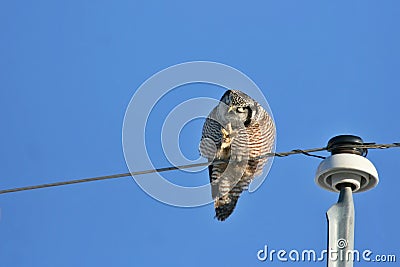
top-left (0, 143), bottom-right (398, 195)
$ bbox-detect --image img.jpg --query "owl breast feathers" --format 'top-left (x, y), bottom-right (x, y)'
top-left (199, 89), bottom-right (275, 221)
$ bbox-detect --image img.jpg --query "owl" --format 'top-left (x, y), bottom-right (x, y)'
top-left (199, 89), bottom-right (275, 221)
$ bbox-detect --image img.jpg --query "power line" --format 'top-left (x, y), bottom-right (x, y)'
top-left (0, 162), bottom-right (207, 195)
top-left (0, 143), bottom-right (399, 195)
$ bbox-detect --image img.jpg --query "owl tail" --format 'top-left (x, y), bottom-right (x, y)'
top-left (214, 194), bottom-right (239, 221)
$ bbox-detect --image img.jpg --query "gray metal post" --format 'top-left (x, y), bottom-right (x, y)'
top-left (327, 186), bottom-right (355, 266)
top-left (315, 135), bottom-right (379, 267)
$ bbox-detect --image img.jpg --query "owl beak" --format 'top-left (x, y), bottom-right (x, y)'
top-left (227, 105), bottom-right (234, 113)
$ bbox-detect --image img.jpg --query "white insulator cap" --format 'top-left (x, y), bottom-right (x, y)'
top-left (315, 153), bottom-right (379, 193)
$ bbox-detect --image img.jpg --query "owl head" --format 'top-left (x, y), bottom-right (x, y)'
top-left (218, 89), bottom-right (257, 127)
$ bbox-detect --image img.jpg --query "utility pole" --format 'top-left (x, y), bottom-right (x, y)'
top-left (315, 135), bottom-right (379, 267)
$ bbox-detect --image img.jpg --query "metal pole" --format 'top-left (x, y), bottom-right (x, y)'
top-left (315, 135), bottom-right (379, 267)
top-left (326, 185), bottom-right (355, 267)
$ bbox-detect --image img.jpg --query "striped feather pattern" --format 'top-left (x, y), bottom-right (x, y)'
top-left (199, 90), bottom-right (275, 221)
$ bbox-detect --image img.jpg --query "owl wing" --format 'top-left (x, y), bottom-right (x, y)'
top-left (199, 108), bottom-right (225, 200)
top-left (199, 108), bottom-right (223, 160)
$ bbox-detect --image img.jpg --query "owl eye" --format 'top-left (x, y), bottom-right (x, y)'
top-left (236, 107), bottom-right (246, 113)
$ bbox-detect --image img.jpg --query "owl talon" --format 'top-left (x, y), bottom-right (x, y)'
top-left (221, 127), bottom-right (233, 148)
top-left (221, 128), bottom-right (230, 138)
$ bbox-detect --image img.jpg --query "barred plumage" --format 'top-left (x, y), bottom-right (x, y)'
top-left (199, 90), bottom-right (275, 221)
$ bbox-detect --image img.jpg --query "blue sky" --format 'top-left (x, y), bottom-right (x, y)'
top-left (1, 1), bottom-right (399, 266)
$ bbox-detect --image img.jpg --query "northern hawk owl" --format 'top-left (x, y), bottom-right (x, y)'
top-left (199, 90), bottom-right (275, 221)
